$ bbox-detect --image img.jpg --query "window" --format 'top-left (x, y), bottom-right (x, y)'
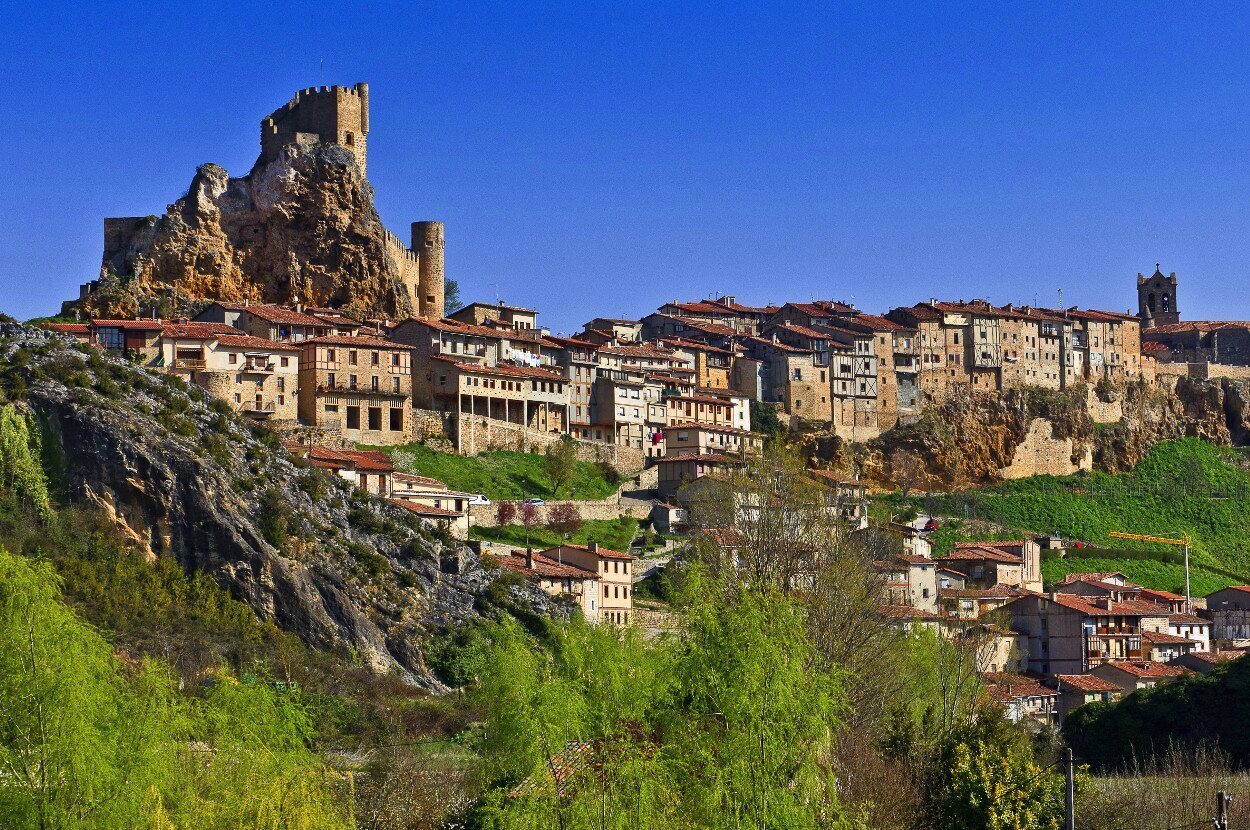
top-left (392, 377), bottom-right (400, 393)
top-left (368, 407), bottom-right (382, 431)
top-left (327, 372), bottom-right (336, 387)
top-left (346, 406), bottom-right (360, 429)
top-left (389, 408), bottom-right (404, 431)
top-left (792, 368), bottom-right (802, 380)
top-left (371, 376), bottom-right (379, 392)
top-left (391, 353), bottom-right (399, 366)
top-left (327, 349), bottom-right (336, 362)
top-left (277, 377), bottom-right (285, 391)
top-left (280, 356), bottom-right (289, 367)
top-left (324, 403), bottom-right (339, 413)
top-left (371, 351), bottom-right (379, 366)
top-left (348, 351), bottom-right (358, 366)
top-left (228, 353), bottom-right (237, 365)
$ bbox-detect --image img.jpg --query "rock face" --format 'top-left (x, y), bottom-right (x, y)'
top-left (0, 323), bottom-right (554, 686)
top-left (73, 143), bottom-right (414, 320)
top-left (800, 377), bottom-right (1250, 490)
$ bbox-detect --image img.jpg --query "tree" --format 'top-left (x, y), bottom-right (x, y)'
top-left (889, 448), bottom-right (927, 499)
top-left (749, 400), bottom-right (781, 443)
top-left (519, 501), bottom-right (541, 529)
top-left (0, 404), bottom-right (51, 519)
top-left (444, 278), bottom-right (462, 314)
top-left (496, 500), bottom-right (517, 525)
top-left (469, 570), bottom-right (850, 830)
top-left (543, 436), bottom-right (578, 497)
top-left (546, 502), bottom-right (582, 536)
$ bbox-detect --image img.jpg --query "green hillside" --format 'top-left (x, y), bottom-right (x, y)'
top-left (894, 439), bottom-right (1250, 594)
top-left (368, 441), bottom-right (621, 501)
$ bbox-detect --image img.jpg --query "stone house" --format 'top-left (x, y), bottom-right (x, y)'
top-left (160, 321), bottom-right (300, 421)
top-left (290, 444), bottom-right (396, 497)
top-left (581, 318), bottom-right (643, 342)
top-left (663, 422), bottom-right (757, 458)
top-left (1005, 593), bottom-right (1169, 676)
top-left (297, 335), bottom-right (412, 445)
top-left (659, 338), bottom-right (733, 389)
top-left (89, 319), bottom-right (165, 363)
top-left (41, 322), bottom-right (91, 343)
top-left (740, 336), bottom-right (832, 421)
top-left (980, 673), bottom-right (1061, 728)
top-left (427, 357), bottom-right (570, 439)
top-left (1169, 612), bottom-right (1211, 652)
top-left (389, 472), bottom-right (473, 539)
top-left (541, 542), bottom-right (635, 626)
top-left (938, 584), bottom-right (1028, 622)
top-left (545, 336), bottom-right (600, 437)
top-left (656, 452), bottom-right (741, 498)
top-left (937, 540), bottom-right (1042, 593)
top-left (1203, 586), bottom-right (1250, 644)
top-left (493, 549), bottom-right (601, 621)
top-left (195, 302), bottom-right (332, 343)
top-left (448, 301), bottom-right (539, 332)
top-left (1050, 674), bottom-right (1123, 718)
top-left (1090, 660), bottom-right (1189, 694)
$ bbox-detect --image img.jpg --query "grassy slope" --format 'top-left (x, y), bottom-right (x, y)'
top-left (368, 442), bottom-right (619, 501)
top-left (469, 517), bottom-right (640, 552)
top-left (895, 439), bottom-right (1250, 593)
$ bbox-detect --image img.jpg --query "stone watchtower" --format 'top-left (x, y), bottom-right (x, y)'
top-left (1137, 265), bottom-right (1179, 328)
top-left (260, 82), bottom-right (370, 177)
top-left (412, 221), bottom-right (445, 319)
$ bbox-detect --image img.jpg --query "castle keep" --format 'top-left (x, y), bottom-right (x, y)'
top-left (96, 82), bottom-right (445, 320)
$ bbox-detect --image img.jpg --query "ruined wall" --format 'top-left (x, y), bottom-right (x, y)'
top-left (999, 418), bottom-right (1093, 479)
top-left (468, 496), bottom-right (652, 527)
top-left (455, 414), bottom-right (645, 474)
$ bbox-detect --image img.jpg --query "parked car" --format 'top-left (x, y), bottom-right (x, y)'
top-left (468, 494), bottom-right (491, 506)
top-left (523, 497), bottom-right (546, 507)
top-left (923, 518), bottom-right (940, 532)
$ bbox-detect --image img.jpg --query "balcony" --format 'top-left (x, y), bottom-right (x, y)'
top-left (242, 401), bottom-right (276, 418)
top-left (172, 358), bottom-right (206, 370)
top-left (240, 358), bottom-right (275, 373)
top-left (317, 383), bottom-right (406, 398)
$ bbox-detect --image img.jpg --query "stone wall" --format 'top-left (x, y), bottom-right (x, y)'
top-left (455, 414), bottom-right (645, 474)
top-left (469, 496), bottom-right (653, 527)
top-left (999, 417), bottom-right (1093, 479)
top-left (1157, 362), bottom-right (1250, 381)
top-left (1085, 386), bottom-right (1123, 424)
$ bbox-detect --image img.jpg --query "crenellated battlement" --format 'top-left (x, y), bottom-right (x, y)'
top-left (259, 81), bottom-right (369, 176)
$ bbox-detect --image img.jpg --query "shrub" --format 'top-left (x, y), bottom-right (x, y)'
top-left (257, 487), bottom-right (290, 549)
top-left (495, 500), bottom-right (517, 525)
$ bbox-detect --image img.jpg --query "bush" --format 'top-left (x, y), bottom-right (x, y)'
top-left (495, 500), bottom-right (517, 525)
top-left (257, 487), bottom-right (290, 549)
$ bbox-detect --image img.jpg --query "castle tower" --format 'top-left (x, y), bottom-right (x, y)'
top-left (259, 82), bottom-right (370, 177)
top-left (1137, 265), bottom-right (1179, 328)
top-left (412, 221), bottom-right (445, 319)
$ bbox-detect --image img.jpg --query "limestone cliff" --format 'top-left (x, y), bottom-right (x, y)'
top-left (72, 143), bottom-right (414, 320)
top-left (800, 377), bottom-right (1250, 491)
top-left (0, 323), bottom-right (553, 686)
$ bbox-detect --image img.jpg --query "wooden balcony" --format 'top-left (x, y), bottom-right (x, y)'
top-left (172, 358), bottom-right (206, 370)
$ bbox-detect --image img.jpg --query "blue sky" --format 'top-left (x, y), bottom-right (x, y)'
top-left (2, 2), bottom-right (1249, 334)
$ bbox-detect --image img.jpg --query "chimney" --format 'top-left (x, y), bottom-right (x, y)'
top-left (1100, 596), bottom-right (1113, 611)
top-left (588, 540), bottom-right (599, 554)
top-left (525, 548), bottom-right (534, 570)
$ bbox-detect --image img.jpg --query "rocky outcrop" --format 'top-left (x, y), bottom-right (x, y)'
top-left (800, 377), bottom-right (1250, 491)
top-left (0, 324), bottom-right (553, 686)
top-left (72, 143), bottom-right (413, 320)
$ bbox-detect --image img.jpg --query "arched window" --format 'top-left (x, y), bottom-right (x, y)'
top-left (1162, 294), bottom-right (1171, 313)
top-left (344, 132), bottom-right (354, 146)
top-left (1148, 293), bottom-right (1157, 312)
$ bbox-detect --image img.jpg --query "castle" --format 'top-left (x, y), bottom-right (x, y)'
top-left (98, 83), bottom-right (445, 320)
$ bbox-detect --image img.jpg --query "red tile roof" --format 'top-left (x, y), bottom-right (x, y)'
top-left (1146, 320), bottom-right (1250, 335)
top-left (161, 321), bottom-right (239, 339)
top-left (91, 318), bottom-right (165, 330)
top-left (216, 334), bottom-right (301, 352)
top-left (1169, 613), bottom-right (1208, 625)
top-left (1101, 660), bottom-right (1189, 679)
top-left (1060, 571), bottom-right (1129, 584)
top-left (236, 304), bottom-right (328, 326)
top-left (431, 356), bottom-right (564, 380)
top-left (388, 499), bottom-right (462, 518)
top-left (542, 543), bottom-right (636, 561)
top-left (664, 421), bottom-right (750, 435)
top-left (655, 452), bottom-right (741, 464)
top-left (303, 334), bottom-right (405, 349)
top-left (878, 605), bottom-right (941, 621)
top-left (1142, 630), bottom-right (1197, 645)
top-left (42, 322), bottom-right (90, 334)
top-left (495, 550), bottom-right (598, 580)
top-left (1055, 674), bottom-right (1122, 693)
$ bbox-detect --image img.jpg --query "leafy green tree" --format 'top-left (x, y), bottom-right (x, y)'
top-left (469, 570), bottom-right (850, 829)
top-left (0, 405), bottom-right (51, 519)
top-left (544, 436), bottom-right (578, 497)
top-left (0, 547), bottom-right (352, 830)
top-left (444, 278), bottom-right (463, 314)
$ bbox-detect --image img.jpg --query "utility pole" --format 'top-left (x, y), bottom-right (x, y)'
top-left (1063, 747), bottom-right (1075, 830)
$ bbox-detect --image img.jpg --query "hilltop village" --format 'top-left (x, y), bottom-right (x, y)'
top-left (41, 83), bottom-right (1250, 728)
